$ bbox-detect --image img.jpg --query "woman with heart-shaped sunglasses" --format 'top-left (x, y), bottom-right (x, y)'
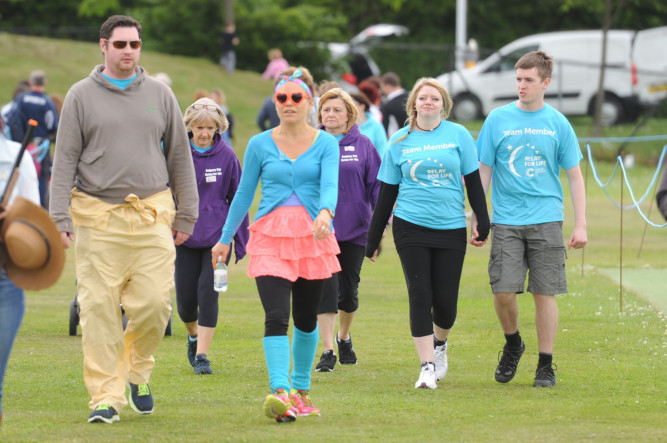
top-left (212, 67), bottom-right (340, 423)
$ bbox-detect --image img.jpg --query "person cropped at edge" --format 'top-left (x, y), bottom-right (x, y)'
top-left (178, 98), bottom-right (249, 375)
top-left (314, 88), bottom-right (381, 373)
top-left (366, 77), bottom-right (490, 390)
top-left (211, 67), bottom-right (339, 423)
top-left (0, 117), bottom-right (40, 429)
top-left (474, 50), bottom-right (587, 388)
top-left (49, 15), bottom-right (198, 424)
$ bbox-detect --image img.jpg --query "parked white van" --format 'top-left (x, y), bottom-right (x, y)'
top-left (437, 27), bottom-right (667, 125)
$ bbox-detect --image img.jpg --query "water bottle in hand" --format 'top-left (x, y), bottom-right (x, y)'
top-left (214, 260), bottom-right (228, 292)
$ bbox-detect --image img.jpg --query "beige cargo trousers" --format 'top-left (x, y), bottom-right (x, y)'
top-left (71, 188), bottom-right (176, 412)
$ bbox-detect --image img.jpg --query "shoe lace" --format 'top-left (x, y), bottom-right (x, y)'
top-left (498, 348), bottom-right (520, 368)
top-left (536, 363), bottom-right (557, 378)
top-left (296, 390), bottom-right (314, 408)
top-left (137, 384), bottom-right (150, 396)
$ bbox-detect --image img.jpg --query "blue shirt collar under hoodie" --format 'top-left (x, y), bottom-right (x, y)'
top-left (101, 71), bottom-right (138, 90)
top-left (190, 140), bottom-right (213, 153)
top-left (189, 132), bottom-right (225, 156)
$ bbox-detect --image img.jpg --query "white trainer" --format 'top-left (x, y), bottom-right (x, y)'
top-left (415, 363), bottom-right (437, 389)
top-left (434, 342), bottom-right (448, 381)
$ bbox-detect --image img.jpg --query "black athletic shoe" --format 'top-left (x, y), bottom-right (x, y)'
top-left (336, 334), bottom-right (357, 365)
top-left (315, 350), bottom-right (336, 372)
top-left (88, 404), bottom-right (119, 424)
top-left (495, 340), bottom-right (525, 383)
top-left (128, 383), bottom-right (154, 414)
top-left (187, 336), bottom-right (198, 367)
top-left (194, 353), bottom-right (214, 375)
top-left (533, 362), bottom-right (557, 387)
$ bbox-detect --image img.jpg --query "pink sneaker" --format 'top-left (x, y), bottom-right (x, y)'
top-left (289, 389), bottom-right (321, 417)
top-left (263, 388), bottom-right (296, 423)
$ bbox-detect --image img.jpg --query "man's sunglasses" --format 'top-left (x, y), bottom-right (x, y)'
top-left (275, 92), bottom-right (305, 105)
top-left (106, 39), bottom-right (142, 49)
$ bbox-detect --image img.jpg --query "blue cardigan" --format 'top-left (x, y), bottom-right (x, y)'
top-left (220, 129), bottom-right (339, 245)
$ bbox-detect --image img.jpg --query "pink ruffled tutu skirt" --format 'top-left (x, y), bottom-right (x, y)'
top-left (246, 206), bottom-right (341, 282)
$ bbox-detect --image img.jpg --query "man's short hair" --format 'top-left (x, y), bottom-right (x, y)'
top-left (29, 70), bottom-right (46, 87)
top-left (100, 15), bottom-right (142, 40)
top-left (380, 72), bottom-right (401, 87)
top-left (515, 51), bottom-right (553, 81)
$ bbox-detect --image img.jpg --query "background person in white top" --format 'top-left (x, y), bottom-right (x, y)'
top-left (474, 51), bottom-right (587, 388)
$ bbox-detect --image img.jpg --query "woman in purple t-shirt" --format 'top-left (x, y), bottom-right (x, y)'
top-left (314, 88), bottom-right (381, 373)
top-left (176, 98), bottom-right (248, 375)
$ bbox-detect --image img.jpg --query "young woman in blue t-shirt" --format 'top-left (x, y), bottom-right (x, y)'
top-left (366, 78), bottom-right (490, 389)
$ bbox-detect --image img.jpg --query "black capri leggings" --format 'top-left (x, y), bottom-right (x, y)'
top-left (318, 242), bottom-right (365, 314)
top-left (397, 244), bottom-right (466, 337)
top-left (256, 276), bottom-right (326, 336)
top-left (174, 245), bottom-right (221, 328)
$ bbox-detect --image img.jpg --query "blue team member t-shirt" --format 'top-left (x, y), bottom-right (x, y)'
top-left (378, 120), bottom-right (479, 230)
top-left (477, 102), bottom-right (582, 225)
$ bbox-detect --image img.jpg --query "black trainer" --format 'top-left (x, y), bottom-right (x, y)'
top-left (128, 383), bottom-right (154, 414)
top-left (88, 404), bottom-right (119, 424)
top-left (495, 340), bottom-right (525, 383)
top-left (187, 336), bottom-right (198, 367)
top-left (315, 350), bottom-right (336, 372)
top-left (533, 362), bottom-right (557, 387)
top-left (194, 353), bottom-right (214, 375)
top-left (336, 334), bottom-right (357, 365)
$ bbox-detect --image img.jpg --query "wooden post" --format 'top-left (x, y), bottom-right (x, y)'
top-left (619, 154), bottom-right (623, 313)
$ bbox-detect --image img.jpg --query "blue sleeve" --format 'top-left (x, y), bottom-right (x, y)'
top-left (477, 115), bottom-right (496, 167)
top-left (557, 120), bottom-right (582, 170)
top-left (220, 138), bottom-right (261, 244)
top-left (319, 135), bottom-right (339, 214)
top-left (378, 143), bottom-right (401, 185)
top-left (227, 152), bottom-right (250, 261)
top-left (459, 127), bottom-right (480, 175)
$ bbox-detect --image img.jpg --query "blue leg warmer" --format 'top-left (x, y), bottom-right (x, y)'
top-left (262, 335), bottom-right (290, 392)
top-left (290, 326), bottom-right (319, 391)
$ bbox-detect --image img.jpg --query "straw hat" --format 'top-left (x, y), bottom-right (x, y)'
top-left (1, 197), bottom-right (65, 290)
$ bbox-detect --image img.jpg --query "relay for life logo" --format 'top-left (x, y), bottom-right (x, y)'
top-left (505, 142), bottom-right (547, 178)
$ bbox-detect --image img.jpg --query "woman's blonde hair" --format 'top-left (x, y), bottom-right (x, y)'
top-left (183, 97), bottom-right (228, 133)
top-left (395, 77), bottom-right (453, 143)
top-left (317, 87), bottom-right (359, 134)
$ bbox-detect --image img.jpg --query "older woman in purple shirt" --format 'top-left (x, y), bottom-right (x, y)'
top-left (315, 88), bottom-right (382, 372)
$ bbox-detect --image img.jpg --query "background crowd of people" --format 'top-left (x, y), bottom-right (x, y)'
top-left (0, 13), bottom-right (590, 429)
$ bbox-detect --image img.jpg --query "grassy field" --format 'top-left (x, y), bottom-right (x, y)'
top-left (0, 33), bottom-right (665, 442)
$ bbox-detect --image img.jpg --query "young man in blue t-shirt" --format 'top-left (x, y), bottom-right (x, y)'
top-left (474, 51), bottom-right (587, 387)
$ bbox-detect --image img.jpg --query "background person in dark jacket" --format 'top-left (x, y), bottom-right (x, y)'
top-left (314, 88), bottom-right (381, 372)
top-left (379, 72), bottom-right (408, 138)
top-left (178, 97), bottom-right (249, 375)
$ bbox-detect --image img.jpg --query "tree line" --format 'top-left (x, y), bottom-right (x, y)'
top-left (1, 0), bottom-right (665, 84)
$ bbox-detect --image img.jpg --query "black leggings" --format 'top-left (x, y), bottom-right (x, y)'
top-left (256, 276), bottom-right (326, 336)
top-left (174, 245), bottom-right (220, 328)
top-left (397, 245), bottom-right (466, 337)
top-left (318, 242), bottom-right (365, 314)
